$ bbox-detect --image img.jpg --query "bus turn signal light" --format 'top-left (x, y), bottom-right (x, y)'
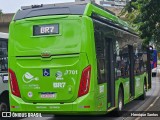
top-left (8, 69), bottom-right (21, 98)
top-left (78, 65), bottom-right (91, 97)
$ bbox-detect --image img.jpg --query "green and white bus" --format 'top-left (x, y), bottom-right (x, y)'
top-left (8, 1), bottom-right (152, 114)
top-left (0, 32), bottom-right (9, 112)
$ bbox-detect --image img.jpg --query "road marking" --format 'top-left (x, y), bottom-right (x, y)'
top-left (124, 76), bottom-right (160, 120)
top-left (135, 97), bottom-right (159, 120)
top-left (145, 96), bottom-right (159, 111)
top-left (135, 85), bottom-right (160, 120)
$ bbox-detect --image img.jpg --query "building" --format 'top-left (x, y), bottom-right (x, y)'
top-left (100, 0), bottom-right (130, 8)
top-left (75, 0), bottom-right (130, 15)
top-left (0, 13), bottom-right (14, 33)
top-left (75, 0), bottom-right (130, 7)
top-left (76, 0), bottom-right (130, 15)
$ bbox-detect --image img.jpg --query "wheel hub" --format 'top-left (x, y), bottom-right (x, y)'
top-left (119, 101), bottom-right (122, 110)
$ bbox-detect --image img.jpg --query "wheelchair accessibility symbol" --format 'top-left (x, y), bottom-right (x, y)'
top-left (43, 69), bottom-right (50, 76)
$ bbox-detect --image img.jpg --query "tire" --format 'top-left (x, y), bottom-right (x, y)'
top-left (0, 102), bottom-right (9, 117)
top-left (117, 88), bottom-right (124, 112)
top-left (139, 84), bottom-right (146, 100)
top-left (152, 72), bottom-right (156, 77)
top-left (0, 95), bottom-right (10, 112)
top-left (0, 102), bottom-right (8, 112)
top-left (114, 88), bottom-right (124, 116)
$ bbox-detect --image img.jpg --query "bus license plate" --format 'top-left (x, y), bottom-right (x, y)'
top-left (40, 93), bottom-right (56, 98)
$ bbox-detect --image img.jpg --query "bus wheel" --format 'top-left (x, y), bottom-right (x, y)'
top-left (0, 94), bottom-right (10, 112)
top-left (152, 73), bottom-right (156, 77)
top-left (139, 84), bottom-right (146, 100)
top-left (117, 88), bottom-right (124, 112)
top-left (0, 102), bottom-right (8, 112)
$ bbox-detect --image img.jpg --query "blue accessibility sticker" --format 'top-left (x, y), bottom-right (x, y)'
top-left (43, 69), bottom-right (50, 76)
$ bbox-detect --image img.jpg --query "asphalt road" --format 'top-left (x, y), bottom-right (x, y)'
top-left (2, 69), bottom-right (160, 120)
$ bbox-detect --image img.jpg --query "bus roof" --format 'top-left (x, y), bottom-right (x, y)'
top-left (14, 2), bottom-right (87, 21)
top-left (0, 32), bottom-right (9, 39)
top-left (13, 1), bottom-right (136, 35)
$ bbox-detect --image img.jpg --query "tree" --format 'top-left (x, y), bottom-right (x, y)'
top-left (121, 0), bottom-right (160, 49)
top-left (0, 9), bottom-right (2, 15)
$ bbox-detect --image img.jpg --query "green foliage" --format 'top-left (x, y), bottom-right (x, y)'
top-left (0, 9), bottom-right (3, 16)
top-left (121, 0), bottom-right (160, 50)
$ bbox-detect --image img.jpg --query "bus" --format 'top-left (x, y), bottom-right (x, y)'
top-left (0, 32), bottom-right (9, 112)
top-left (8, 1), bottom-right (152, 114)
top-left (151, 49), bottom-right (157, 77)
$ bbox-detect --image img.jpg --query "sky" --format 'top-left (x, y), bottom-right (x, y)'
top-left (0, 0), bottom-right (75, 13)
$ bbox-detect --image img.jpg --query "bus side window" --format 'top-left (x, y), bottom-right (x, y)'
top-left (133, 44), bottom-right (145, 75)
top-left (116, 46), bottom-right (129, 78)
top-left (114, 41), bottom-right (122, 78)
